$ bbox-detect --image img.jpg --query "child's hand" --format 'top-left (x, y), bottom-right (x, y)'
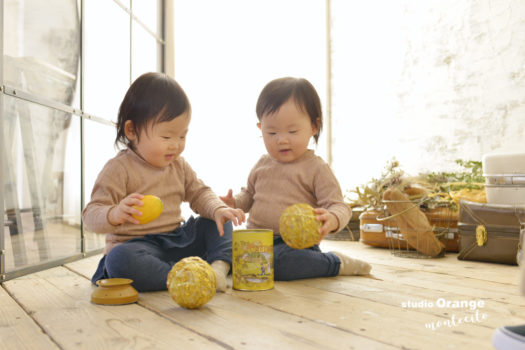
top-left (108, 193), bottom-right (144, 226)
top-left (214, 207), bottom-right (245, 236)
top-left (219, 189), bottom-right (236, 208)
top-left (314, 208), bottom-right (339, 241)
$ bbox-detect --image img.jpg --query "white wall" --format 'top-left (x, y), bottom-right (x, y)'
top-left (331, 0), bottom-right (525, 194)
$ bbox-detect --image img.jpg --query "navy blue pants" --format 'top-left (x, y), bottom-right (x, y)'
top-left (92, 216), bottom-right (232, 292)
top-left (273, 237), bottom-right (341, 280)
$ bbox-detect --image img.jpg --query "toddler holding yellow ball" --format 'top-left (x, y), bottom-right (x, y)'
top-left (83, 72), bottom-right (245, 292)
top-left (221, 77), bottom-right (370, 280)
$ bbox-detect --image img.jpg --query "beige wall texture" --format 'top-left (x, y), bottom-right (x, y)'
top-left (330, 0), bottom-right (525, 191)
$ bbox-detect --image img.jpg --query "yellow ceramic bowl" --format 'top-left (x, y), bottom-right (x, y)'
top-left (91, 278), bottom-right (139, 305)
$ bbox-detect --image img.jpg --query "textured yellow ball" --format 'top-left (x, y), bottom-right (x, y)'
top-left (279, 203), bottom-right (322, 249)
top-left (167, 256), bottom-right (216, 309)
top-left (132, 195), bottom-right (163, 224)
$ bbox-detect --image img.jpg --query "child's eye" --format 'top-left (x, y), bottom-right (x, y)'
top-left (289, 130), bottom-right (298, 134)
top-left (268, 132), bottom-right (276, 136)
top-left (162, 136), bottom-right (170, 140)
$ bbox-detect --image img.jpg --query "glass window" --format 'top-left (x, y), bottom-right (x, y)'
top-left (132, 20), bottom-right (160, 81)
top-left (3, 0), bottom-right (80, 109)
top-left (2, 95), bottom-right (81, 272)
top-left (330, 1), bottom-right (406, 191)
top-left (133, 0), bottom-right (160, 35)
top-left (83, 118), bottom-right (116, 252)
top-left (1, 0), bottom-right (166, 280)
top-left (83, 118), bottom-right (118, 218)
top-left (83, 1), bottom-right (130, 121)
top-left (120, 0), bottom-right (131, 10)
top-left (173, 0), bottom-right (326, 218)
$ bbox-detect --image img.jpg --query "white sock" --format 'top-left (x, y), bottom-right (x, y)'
top-left (332, 251), bottom-right (371, 276)
top-left (211, 260), bottom-right (230, 292)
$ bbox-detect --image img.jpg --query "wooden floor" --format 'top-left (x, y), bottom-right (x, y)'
top-left (1, 240), bottom-right (522, 350)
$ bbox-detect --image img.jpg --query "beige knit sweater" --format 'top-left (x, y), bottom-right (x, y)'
top-left (234, 150), bottom-right (351, 235)
top-left (82, 149), bottom-right (227, 254)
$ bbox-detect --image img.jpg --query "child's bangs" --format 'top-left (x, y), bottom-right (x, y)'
top-left (257, 91), bottom-right (293, 119)
top-left (153, 100), bottom-right (190, 124)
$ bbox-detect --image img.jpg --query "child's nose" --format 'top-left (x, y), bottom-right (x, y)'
top-left (277, 134), bottom-right (288, 144)
top-left (169, 140), bottom-right (180, 151)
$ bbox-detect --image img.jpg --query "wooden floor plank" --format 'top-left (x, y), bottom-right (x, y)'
top-left (65, 253), bottom-right (102, 279)
top-left (67, 255), bottom-right (393, 349)
top-left (369, 264), bottom-right (523, 300)
top-left (0, 286), bottom-right (59, 350)
top-left (4, 240), bottom-right (519, 350)
top-left (320, 241), bottom-right (520, 285)
top-left (294, 273), bottom-right (525, 329)
top-left (232, 281), bottom-right (494, 349)
top-left (3, 267), bottom-right (225, 350)
top-left (362, 264), bottom-right (525, 310)
top-left (140, 289), bottom-right (395, 350)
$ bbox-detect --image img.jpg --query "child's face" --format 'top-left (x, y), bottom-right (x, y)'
top-left (258, 99), bottom-right (318, 163)
top-left (125, 113), bottom-right (190, 168)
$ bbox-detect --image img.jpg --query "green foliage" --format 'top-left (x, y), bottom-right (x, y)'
top-left (419, 159), bottom-right (484, 192)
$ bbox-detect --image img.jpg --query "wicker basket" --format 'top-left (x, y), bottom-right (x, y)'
top-left (424, 207), bottom-right (459, 252)
top-left (378, 199), bottom-right (453, 259)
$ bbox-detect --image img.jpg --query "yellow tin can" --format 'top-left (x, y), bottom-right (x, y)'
top-left (232, 229), bottom-right (274, 291)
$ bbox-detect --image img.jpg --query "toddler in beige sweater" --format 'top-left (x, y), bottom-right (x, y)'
top-left (221, 77), bottom-right (370, 280)
top-left (83, 72), bottom-right (244, 292)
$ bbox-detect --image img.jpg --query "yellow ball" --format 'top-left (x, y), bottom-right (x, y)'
top-left (279, 203), bottom-right (322, 249)
top-left (132, 195), bottom-right (163, 224)
top-left (167, 256), bottom-right (216, 309)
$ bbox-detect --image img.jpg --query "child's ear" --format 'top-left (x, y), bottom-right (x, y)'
top-left (124, 120), bottom-right (137, 141)
top-left (257, 122), bottom-right (262, 130)
top-left (311, 117), bottom-right (321, 135)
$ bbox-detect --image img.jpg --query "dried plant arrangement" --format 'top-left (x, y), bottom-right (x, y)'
top-left (346, 159), bottom-right (410, 210)
top-left (346, 159), bottom-right (486, 211)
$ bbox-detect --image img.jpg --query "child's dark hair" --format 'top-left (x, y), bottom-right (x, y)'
top-left (115, 72), bottom-right (191, 149)
top-left (256, 77), bottom-right (322, 144)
